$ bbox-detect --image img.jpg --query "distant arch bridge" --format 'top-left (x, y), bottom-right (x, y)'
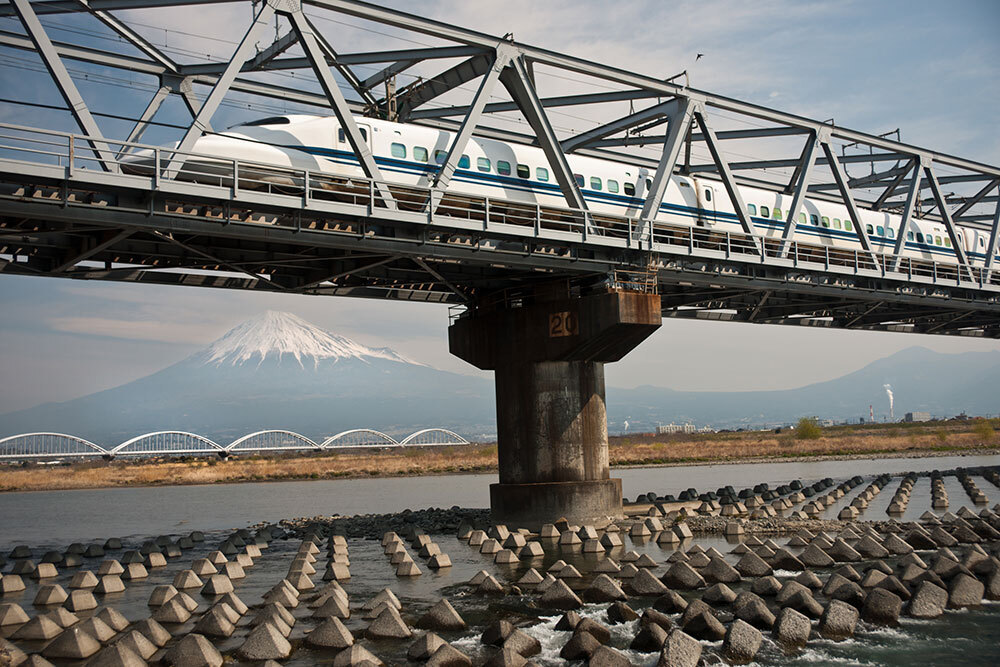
top-left (0, 428), bottom-right (472, 461)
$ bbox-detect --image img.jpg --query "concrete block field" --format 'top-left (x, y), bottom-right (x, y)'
top-left (1, 465), bottom-right (998, 665)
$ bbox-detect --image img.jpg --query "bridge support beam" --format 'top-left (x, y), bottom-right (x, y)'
top-left (449, 288), bottom-right (661, 529)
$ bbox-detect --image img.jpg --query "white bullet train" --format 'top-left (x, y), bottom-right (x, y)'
top-left (131, 114), bottom-right (998, 266)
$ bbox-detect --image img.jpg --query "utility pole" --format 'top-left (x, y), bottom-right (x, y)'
top-left (385, 75), bottom-right (397, 122)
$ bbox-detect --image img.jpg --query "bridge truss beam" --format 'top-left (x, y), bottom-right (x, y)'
top-left (0, 0), bottom-right (997, 230)
top-left (0, 0), bottom-right (997, 338)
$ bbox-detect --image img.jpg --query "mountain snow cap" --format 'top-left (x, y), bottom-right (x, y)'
top-left (197, 310), bottom-right (418, 368)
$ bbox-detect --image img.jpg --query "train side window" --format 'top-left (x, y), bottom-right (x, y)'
top-left (591, 176), bottom-right (602, 190)
top-left (337, 127), bottom-right (368, 143)
top-left (433, 149), bottom-right (447, 164)
top-left (799, 212), bottom-right (807, 224)
top-left (876, 225), bottom-right (884, 236)
top-left (945, 238), bottom-right (952, 248)
top-left (748, 203), bottom-right (757, 216)
top-left (760, 206), bottom-right (769, 218)
top-left (477, 157), bottom-right (491, 172)
top-left (809, 214), bottom-right (818, 226)
top-left (497, 160), bottom-right (511, 176)
top-left (574, 173), bottom-right (584, 187)
top-left (935, 235), bottom-right (942, 245)
top-left (536, 167), bottom-right (549, 182)
top-left (844, 220), bottom-right (853, 231)
top-left (413, 146), bottom-right (428, 163)
top-left (834, 218), bottom-right (842, 229)
top-left (390, 142), bottom-right (406, 158)
top-left (704, 188), bottom-right (712, 202)
top-left (887, 228), bottom-right (895, 239)
top-left (516, 164), bottom-right (530, 179)
top-left (624, 182), bottom-right (635, 196)
top-left (607, 179), bottom-right (619, 193)
top-left (916, 232), bottom-right (924, 243)
top-left (866, 224), bottom-right (874, 235)
top-left (772, 208), bottom-right (783, 221)
top-left (458, 154), bottom-right (470, 169)
top-left (646, 178), bottom-right (653, 190)
top-left (980, 238), bottom-right (985, 248)
top-left (821, 216), bottom-right (830, 228)
top-left (908, 231), bottom-right (914, 241)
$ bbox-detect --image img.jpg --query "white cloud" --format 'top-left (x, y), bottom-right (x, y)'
top-left (47, 316), bottom-right (222, 345)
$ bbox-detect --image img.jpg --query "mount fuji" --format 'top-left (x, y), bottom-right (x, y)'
top-left (0, 312), bottom-right (496, 446)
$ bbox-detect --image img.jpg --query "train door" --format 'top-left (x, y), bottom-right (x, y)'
top-left (698, 184), bottom-right (717, 227)
top-left (336, 123), bottom-right (371, 158)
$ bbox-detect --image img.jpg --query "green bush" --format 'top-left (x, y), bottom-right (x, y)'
top-left (974, 419), bottom-right (996, 441)
top-left (795, 417), bottom-right (822, 440)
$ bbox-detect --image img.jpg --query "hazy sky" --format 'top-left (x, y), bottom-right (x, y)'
top-left (1, 0), bottom-right (999, 413)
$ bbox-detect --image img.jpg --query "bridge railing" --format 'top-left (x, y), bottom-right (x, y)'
top-left (1, 122), bottom-right (998, 291)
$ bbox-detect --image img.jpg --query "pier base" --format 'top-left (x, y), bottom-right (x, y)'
top-left (449, 287), bottom-right (660, 529)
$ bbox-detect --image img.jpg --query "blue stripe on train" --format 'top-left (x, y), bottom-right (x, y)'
top-left (297, 145), bottom-right (989, 262)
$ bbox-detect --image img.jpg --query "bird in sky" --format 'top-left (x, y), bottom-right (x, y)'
top-left (696, 53), bottom-right (704, 61)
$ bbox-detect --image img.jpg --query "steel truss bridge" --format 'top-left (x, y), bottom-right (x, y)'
top-left (0, 0), bottom-right (998, 336)
top-left (0, 428), bottom-right (471, 460)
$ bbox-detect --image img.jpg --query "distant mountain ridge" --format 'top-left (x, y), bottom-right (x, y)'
top-left (607, 346), bottom-right (1000, 430)
top-left (0, 312), bottom-right (996, 444)
top-left (0, 312), bottom-right (495, 445)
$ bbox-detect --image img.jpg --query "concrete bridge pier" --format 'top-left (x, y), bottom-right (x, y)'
top-left (449, 287), bottom-right (661, 529)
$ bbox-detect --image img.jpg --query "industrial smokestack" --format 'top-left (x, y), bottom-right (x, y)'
top-left (884, 384), bottom-right (894, 421)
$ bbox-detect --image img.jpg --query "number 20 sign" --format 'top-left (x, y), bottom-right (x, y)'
top-left (549, 311), bottom-right (579, 337)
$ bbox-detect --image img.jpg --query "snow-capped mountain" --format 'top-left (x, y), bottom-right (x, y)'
top-left (0, 312), bottom-right (496, 446)
top-left (194, 311), bottom-right (418, 368)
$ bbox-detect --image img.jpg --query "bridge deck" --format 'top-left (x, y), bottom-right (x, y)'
top-left (1, 123), bottom-right (998, 337)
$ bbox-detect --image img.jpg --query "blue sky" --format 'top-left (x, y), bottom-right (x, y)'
top-left (1, 0), bottom-right (999, 412)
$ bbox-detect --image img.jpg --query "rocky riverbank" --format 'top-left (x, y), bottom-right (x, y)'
top-left (1, 465), bottom-right (998, 665)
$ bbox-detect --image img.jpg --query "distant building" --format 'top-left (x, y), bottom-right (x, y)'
top-left (905, 411), bottom-right (931, 423)
top-left (657, 423), bottom-right (696, 434)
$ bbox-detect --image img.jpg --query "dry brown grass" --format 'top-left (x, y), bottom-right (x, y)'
top-left (0, 420), bottom-right (993, 493)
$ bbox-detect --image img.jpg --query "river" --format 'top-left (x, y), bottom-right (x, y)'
top-left (0, 453), bottom-right (996, 548)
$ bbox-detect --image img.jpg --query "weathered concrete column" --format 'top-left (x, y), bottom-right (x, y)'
top-left (449, 288), bottom-right (661, 528)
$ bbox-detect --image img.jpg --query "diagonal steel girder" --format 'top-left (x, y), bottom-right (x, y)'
top-left (984, 186), bottom-right (1000, 271)
top-left (872, 161), bottom-right (915, 211)
top-left (778, 130), bottom-right (819, 257)
top-left (694, 103), bottom-right (760, 253)
top-left (246, 29), bottom-right (299, 70)
top-left (360, 58), bottom-right (417, 92)
top-left (396, 55), bottom-right (493, 120)
top-left (284, 5), bottom-right (395, 208)
top-left (952, 178), bottom-right (1000, 220)
top-left (74, 0), bottom-right (178, 72)
top-left (432, 45), bottom-right (514, 192)
top-left (638, 97), bottom-right (693, 239)
top-left (821, 136), bottom-right (878, 267)
top-left (118, 83), bottom-right (169, 153)
top-left (301, 15), bottom-right (377, 109)
top-left (52, 229), bottom-right (132, 272)
top-left (560, 98), bottom-right (678, 154)
top-left (11, 0), bottom-right (119, 173)
top-left (887, 160), bottom-right (921, 271)
top-left (499, 54), bottom-right (589, 213)
top-left (162, 0), bottom-right (276, 176)
top-left (924, 164), bottom-right (970, 270)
